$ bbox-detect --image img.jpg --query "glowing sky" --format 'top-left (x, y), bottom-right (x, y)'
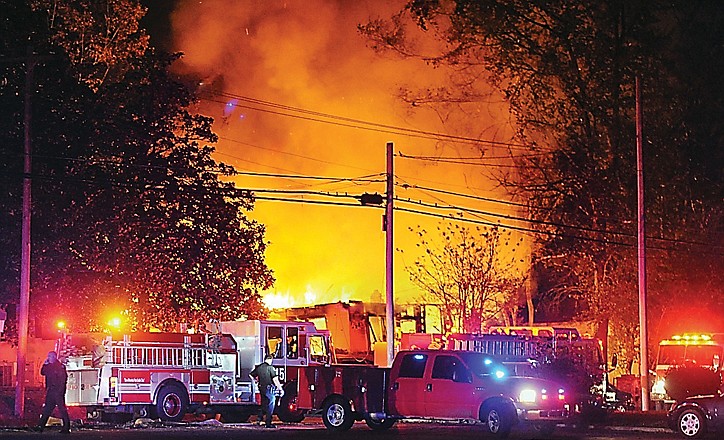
top-left (168, 0), bottom-right (526, 308)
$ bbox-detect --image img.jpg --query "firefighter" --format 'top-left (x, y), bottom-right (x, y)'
top-left (36, 351), bottom-right (71, 434)
top-left (249, 354), bottom-right (284, 428)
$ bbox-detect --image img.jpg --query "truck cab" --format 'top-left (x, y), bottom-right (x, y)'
top-left (387, 350), bottom-right (570, 436)
top-left (313, 350), bottom-right (571, 437)
top-left (651, 333), bottom-right (723, 410)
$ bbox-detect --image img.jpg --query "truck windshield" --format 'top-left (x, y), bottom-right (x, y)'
top-left (658, 345), bottom-right (722, 365)
top-left (457, 352), bottom-right (509, 378)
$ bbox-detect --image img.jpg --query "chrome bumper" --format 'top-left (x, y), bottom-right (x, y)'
top-left (517, 404), bottom-right (571, 422)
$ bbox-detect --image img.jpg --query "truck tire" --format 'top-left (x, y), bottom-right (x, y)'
top-left (364, 414), bottom-right (396, 431)
top-left (322, 396), bottom-right (355, 431)
top-left (480, 402), bottom-right (513, 438)
top-left (676, 408), bottom-right (707, 438)
top-left (276, 383), bottom-right (305, 423)
top-left (156, 383), bottom-right (188, 422)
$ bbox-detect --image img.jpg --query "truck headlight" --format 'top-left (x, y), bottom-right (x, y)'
top-left (519, 389), bottom-right (537, 403)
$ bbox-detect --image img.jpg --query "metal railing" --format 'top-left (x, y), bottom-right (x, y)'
top-left (107, 337), bottom-right (208, 368)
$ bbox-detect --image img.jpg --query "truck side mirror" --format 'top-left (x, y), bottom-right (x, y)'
top-left (611, 353), bottom-right (618, 368)
top-left (713, 354), bottom-right (720, 370)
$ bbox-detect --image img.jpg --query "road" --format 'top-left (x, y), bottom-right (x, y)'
top-left (0, 419), bottom-right (678, 440)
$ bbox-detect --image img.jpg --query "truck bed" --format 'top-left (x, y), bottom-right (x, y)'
top-left (297, 364), bottom-right (389, 414)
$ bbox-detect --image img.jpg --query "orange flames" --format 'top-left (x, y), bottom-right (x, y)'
top-left (169, 0), bottom-right (525, 307)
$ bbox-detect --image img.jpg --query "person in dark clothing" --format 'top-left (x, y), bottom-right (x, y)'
top-left (249, 354), bottom-right (283, 428)
top-left (37, 351), bottom-right (70, 434)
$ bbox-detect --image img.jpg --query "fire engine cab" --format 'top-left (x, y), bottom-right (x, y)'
top-left (651, 333), bottom-right (723, 410)
top-left (59, 320), bottom-right (333, 422)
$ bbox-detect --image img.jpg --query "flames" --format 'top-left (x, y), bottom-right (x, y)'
top-left (263, 285), bottom-right (355, 310)
top-left (168, 1), bottom-right (524, 308)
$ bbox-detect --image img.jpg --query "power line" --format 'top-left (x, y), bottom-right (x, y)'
top-left (394, 196), bottom-right (636, 239)
top-left (6, 149), bottom-right (718, 246)
top-left (394, 206), bottom-right (724, 255)
top-left (218, 136), bottom-right (380, 173)
top-left (397, 151), bottom-right (547, 168)
top-left (396, 182), bottom-right (549, 212)
top-left (19, 168), bottom-right (721, 254)
top-left (206, 92), bottom-right (553, 153)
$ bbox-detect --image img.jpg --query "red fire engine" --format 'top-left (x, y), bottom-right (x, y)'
top-left (59, 320), bottom-right (333, 422)
top-left (446, 326), bottom-right (633, 413)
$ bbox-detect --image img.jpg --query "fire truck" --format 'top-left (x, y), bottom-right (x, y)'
top-left (59, 320), bottom-right (333, 422)
top-left (651, 333), bottom-right (723, 410)
top-left (446, 326), bottom-right (632, 413)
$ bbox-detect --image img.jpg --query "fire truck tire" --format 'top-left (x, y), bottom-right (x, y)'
top-left (364, 415), bottom-right (396, 431)
top-left (322, 396), bottom-right (355, 431)
top-left (676, 408), bottom-right (707, 438)
top-left (156, 383), bottom-right (189, 422)
top-left (480, 401), bottom-right (513, 438)
top-left (276, 384), bottom-right (305, 423)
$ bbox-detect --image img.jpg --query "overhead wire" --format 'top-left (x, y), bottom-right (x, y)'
top-left (205, 92), bottom-right (555, 153)
top-left (12, 166), bottom-right (720, 255)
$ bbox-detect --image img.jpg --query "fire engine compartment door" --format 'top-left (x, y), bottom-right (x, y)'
top-left (66, 368), bottom-right (99, 405)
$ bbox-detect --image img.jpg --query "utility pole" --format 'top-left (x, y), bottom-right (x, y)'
top-left (15, 47), bottom-right (35, 417)
top-left (385, 142), bottom-right (395, 367)
top-left (636, 76), bottom-right (650, 411)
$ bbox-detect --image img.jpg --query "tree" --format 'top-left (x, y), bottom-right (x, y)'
top-left (0, 0), bottom-right (273, 334)
top-left (404, 222), bottom-right (526, 333)
top-left (362, 1), bottom-right (723, 365)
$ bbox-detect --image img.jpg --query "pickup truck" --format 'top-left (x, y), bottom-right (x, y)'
top-left (294, 350), bottom-right (571, 437)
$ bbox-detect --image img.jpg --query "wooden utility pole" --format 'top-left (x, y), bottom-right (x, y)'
top-left (385, 142), bottom-right (395, 367)
top-left (636, 76), bottom-right (650, 411)
top-left (15, 48), bottom-right (35, 417)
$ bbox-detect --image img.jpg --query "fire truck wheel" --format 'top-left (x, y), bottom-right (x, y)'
top-left (322, 396), bottom-right (355, 431)
top-left (276, 385), bottom-right (305, 423)
top-left (156, 384), bottom-right (189, 422)
top-left (480, 402), bottom-right (513, 438)
top-left (676, 408), bottom-right (707, 438)
top-left (364, 415), bottom-right (396, 431)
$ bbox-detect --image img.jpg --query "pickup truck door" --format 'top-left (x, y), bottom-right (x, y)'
top-left (425, 354), bottom-right (475, 418)
top-left (388, 353), bottom-right (428, 417)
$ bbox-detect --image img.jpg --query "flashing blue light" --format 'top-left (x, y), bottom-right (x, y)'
top-left (223, 99), bottom-right (239, 117)
top-left (484, 358), bottom-right (492, 365)
top-left (414, 354), bottom-right (425, 360)
top-left (494, 370), bottom-right (505, 379)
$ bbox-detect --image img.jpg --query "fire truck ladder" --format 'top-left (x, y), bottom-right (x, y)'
top-left (108, 335), bottom-right (208, 368)
top-left (450, 335), bottom-right (543, 362)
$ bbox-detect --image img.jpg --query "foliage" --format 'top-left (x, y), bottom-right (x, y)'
top-left (362, 0), bottom-right (723, 365)
top-left (0, 0), bottom-right (272, 334)
top-left (405, 222), bottom-right (526, 333)
top-left (30, 0), bottom-right (150, 91)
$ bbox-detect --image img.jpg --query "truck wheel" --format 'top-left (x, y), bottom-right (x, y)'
top-left (156, 384), bottom-right (188, 422)
top-left (480, 403), bottom-right (512, 438)
top-left (364, 415), bottom-right (396, 431)
top-left (276, 384), bottom-right (305, 423)
top-left (677, 408), bottom-right (706, 438)
top-left (322, 396), bottom-right (355, 431)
